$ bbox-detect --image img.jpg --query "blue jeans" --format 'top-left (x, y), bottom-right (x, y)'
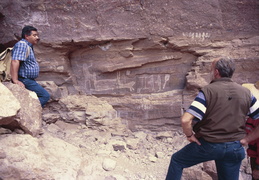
top-left (166, 138), bottom-right (245, 180)
top-left (19, 78), bottom-right (50, 107)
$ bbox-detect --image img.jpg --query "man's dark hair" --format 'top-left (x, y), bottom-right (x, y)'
top-left (21, 26), bottom-right (37, 39)
top-left (215, 58), bottom-right (236, 78)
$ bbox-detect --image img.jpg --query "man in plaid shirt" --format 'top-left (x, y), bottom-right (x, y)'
top-left (11, 26), bottom-right (50, 107)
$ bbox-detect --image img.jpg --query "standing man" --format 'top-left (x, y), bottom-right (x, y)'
top-left (166, 58), bottom-right (259, 180)
top-left (11, 26), bottom-right (50, 107)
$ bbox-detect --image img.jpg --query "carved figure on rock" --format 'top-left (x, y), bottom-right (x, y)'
top-left (11, 26), bottom-right (50, 107)
top-left (166, 58), bottom-right (259, 180)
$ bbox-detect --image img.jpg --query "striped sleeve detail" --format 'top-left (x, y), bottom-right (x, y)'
top-left (249, 95), bottom-right (259, 119)
top-left (186, 91), bottom-right (207, 121)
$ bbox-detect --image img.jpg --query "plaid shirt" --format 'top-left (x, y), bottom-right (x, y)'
top-left (12, 39), bottom-right (39, 79)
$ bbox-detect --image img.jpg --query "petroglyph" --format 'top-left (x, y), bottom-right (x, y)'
top-left (136, 74), bottom-right (171, 93)
top-left (182, 32), bottom-right (210, 41)
top-left (30, 11), bottom-right (50, 26)
top-left (117, 72), bottom-right (135, 91)
top-left (163, 74), bottom-right (170, 89)
top-left (82, 63), bottom-right (95, 93)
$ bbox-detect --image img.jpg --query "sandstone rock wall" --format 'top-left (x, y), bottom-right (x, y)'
top-left (0, 85), bottom-right (253, 179)
top-left (0, 0), bottom-right (258, 131)
top-left (0, 1), bottom-right (258, 179)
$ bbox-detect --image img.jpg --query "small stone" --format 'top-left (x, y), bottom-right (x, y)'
top-left (0, 127), bottom-right (12, 134)
top-left (155, 152), bottom-right (164, 158)
top-left (126, 138), bottom-right (139, 150)
top-left (104, 176), bottom-right (116, 180)
top-left (156, 131), bottom-right (172, 139)
top-left (102, 158), bottom-right (117, 171)
top-left (149, 156), bottom-right (157, 163)
top-left (134, 131), bottom-right (147, 140)
top-left (112, 141), bottom-right (126, 151)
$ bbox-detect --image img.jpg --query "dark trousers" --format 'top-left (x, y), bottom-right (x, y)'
top-left (250, 157), bottom-right (259, 180)
top-left (166, 138), bottom-right (245, 180)
top-left (19, 78), bottom-right (50, 107)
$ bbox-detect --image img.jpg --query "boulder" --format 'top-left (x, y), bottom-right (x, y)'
top-left (0, 82), bottom-right (42, 136)
top-left (4, 82), bottom-right (42, 136)
top-left (0, 82), bottom-right (21, 125)
top-left (0, 133), bottom-right (84, 180)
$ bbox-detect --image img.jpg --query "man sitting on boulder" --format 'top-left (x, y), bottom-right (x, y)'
top-left (11, 26), bottom-right (50, 107)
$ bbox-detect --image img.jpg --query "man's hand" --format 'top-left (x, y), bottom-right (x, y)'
top-left (12, 80), bottom-right (25, 88)
top-left (187, 134), bottom-right (201, 145)
top-left (253, 169), bottom-right (259, 179)
top-left (240, 138), bottom-right (248, 146)
top-left (240, 124), bottom-right (259, 146)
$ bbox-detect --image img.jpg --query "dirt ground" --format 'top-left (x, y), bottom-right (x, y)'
top-left (43, 120), bottom-right (229, 180)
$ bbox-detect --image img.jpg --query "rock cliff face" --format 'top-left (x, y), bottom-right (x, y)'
top-left (1, 0), bottom-right (258, 131)
top-left (0, 1), bottom-right (258, 179)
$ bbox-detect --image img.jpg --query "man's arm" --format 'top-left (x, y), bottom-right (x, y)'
top-left (181, 112), bottom-right (201, 145)
top-left (11, 60), bottom-right (25, 88)
top-left (241, 125), bottom-right (259, 146)
top-left (241, 93), bottom-right (259, 146)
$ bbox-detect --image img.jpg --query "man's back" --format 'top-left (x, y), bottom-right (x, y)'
top-left (193, 78), bottom-right (251, 142)
top-left (166, 58), bottom-right (259, 180)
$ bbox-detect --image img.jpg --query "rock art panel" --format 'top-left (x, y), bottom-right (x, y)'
top-left (70, 39), bottom-right (196, 95)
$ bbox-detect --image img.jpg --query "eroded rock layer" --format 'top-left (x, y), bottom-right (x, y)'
top-left (0, 0), bottom-right (258, 131)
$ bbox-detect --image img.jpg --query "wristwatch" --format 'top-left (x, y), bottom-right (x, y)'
top-left (186, 133), bottom-right (193, 138)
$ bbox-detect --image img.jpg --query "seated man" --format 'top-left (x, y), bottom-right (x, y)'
top-left (11, 26), bottom-right (50, 107)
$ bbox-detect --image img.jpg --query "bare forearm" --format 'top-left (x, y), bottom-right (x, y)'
top-left (11, 60), bottom-right (20, 83)
top-left (181, 112), bottom-right (194, 137)
top-left (11, 60), bottom-right (24, 87)
top-left (241, 124), bottom-right (259, 146)
top-left (181, 112), bottom-right (201, 145)
top-left (242, 125), bottom-right (259, 145)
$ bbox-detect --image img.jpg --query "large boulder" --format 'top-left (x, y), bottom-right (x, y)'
top-left (0, 82), bottom-right (21, 126)
top-left (0, 82), bottom-right (42, 136)
top-left (0, 133), bottom-right (85, 180)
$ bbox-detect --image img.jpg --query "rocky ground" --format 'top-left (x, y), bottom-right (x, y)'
top-left (41, 120), bottom-right (251, 180)
top-left (42, 120), bottom-right (177, 180)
